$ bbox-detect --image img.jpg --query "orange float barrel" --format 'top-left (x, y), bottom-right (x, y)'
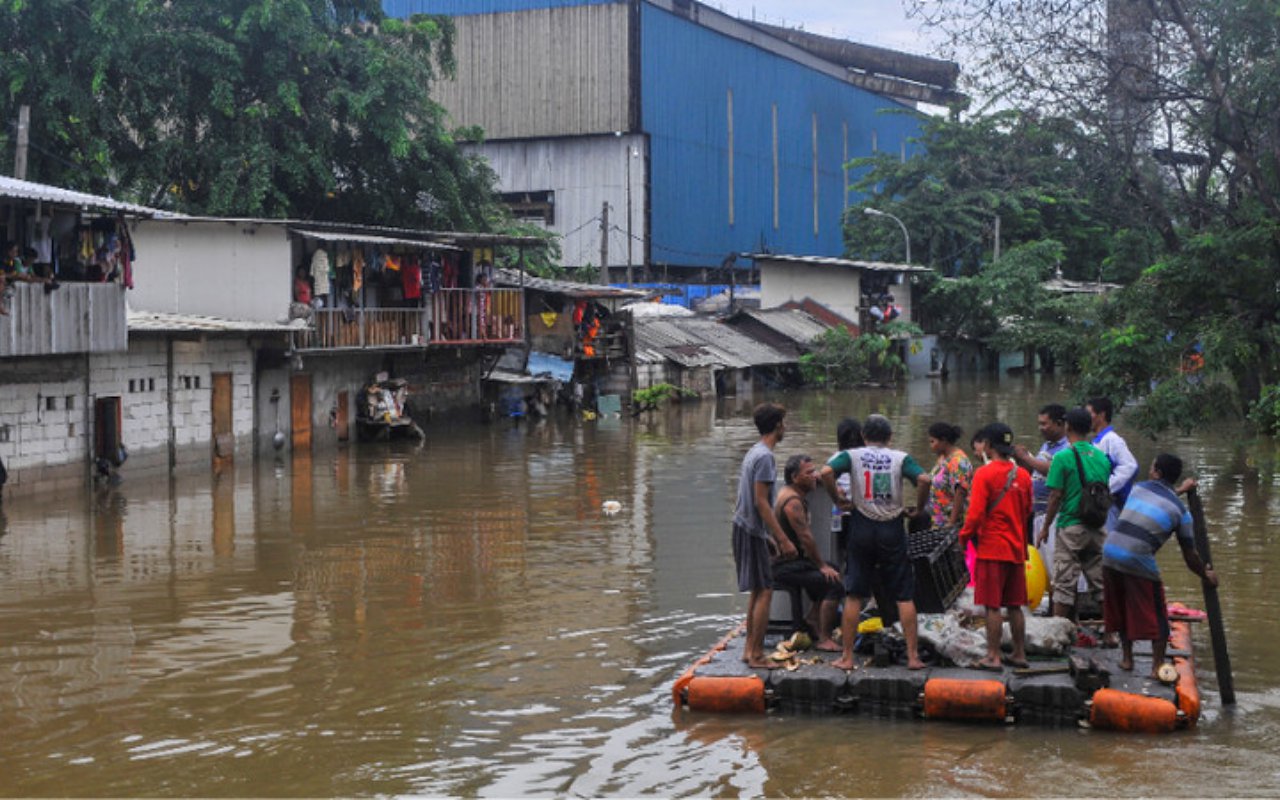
top-left (922, 678), bottom-right (1009, 722)
top-left (1169, 621), bottom-right (1201, 724)
top-left (1088, 688), bottom-right (1179, 733)
top-left (685, 675), bottom-right (766, 714)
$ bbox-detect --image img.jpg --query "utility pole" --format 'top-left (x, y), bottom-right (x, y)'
top-left (993, 214), bottom-right (1001, 262)
top-left (599, 201), bottom-right (610, 285)
top-left (14, 105), bottom-right (30, 180)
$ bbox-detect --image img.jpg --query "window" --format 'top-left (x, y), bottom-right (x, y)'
top-left (65, 395), bottom-right (76, 410)
top-left (46, 396), bottom-right (57, 410)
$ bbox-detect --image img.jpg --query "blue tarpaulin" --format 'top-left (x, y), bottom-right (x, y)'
top-left (527, 351), bottom-right (575, 382)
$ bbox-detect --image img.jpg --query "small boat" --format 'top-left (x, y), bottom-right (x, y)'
top-left (356, 376), bottom-right (425, 442)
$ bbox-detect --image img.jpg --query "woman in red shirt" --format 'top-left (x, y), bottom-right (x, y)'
top-left (959, 422), bottom-right (1034, 670)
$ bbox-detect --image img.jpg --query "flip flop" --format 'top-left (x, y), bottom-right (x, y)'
top-left (1001, 656), bottom-right (1030, 669)
top-left (975, 661), bottom-right (1003, 672)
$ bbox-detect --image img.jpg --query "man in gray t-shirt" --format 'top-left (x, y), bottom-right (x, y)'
top-left (733, 402), bottom-right (795, 669)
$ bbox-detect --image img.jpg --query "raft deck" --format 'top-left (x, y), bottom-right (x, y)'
top-left (673, 619), bottom-right (1201, 732)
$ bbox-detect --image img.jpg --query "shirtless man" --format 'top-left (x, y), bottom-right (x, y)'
top-left (772, 454), bottom-right (842, 652)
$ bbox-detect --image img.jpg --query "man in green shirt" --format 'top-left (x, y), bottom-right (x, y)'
top-left (1038, 407), bottom-right (1112, 619)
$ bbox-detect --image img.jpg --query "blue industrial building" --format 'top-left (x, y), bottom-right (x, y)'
top-left (383, 0), bottom-right (959, 278)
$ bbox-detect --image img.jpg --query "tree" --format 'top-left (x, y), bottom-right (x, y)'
top-left (799, 321), bottom-right (922, 388)
top-left (0, 0), bottom-right (499, 231)
top-left (900, 0), bottom-right (1280, 432)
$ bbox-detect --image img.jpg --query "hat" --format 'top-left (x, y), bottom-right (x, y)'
top-left (985, 422), bottom-right (1015, 456)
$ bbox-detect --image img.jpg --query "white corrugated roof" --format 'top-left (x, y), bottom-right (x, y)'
top-left (290, 228), bottom-right (463, 251)
top-left (749, 253), bottom-right (933, 274)
top-left (0, 175), bottom-right (161, 216)
top-left (632, 316), bottom-right (794, 368)
top-left (492, 268), bottom-right (650, 299)
top-left (128, 310), bottom-right (300, 334)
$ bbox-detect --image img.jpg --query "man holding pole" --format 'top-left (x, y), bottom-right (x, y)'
top-left (1102, 453), bottom-right (1217, 678)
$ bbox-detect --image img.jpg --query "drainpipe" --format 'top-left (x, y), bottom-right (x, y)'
top-left (167, 337), bottom-right (176, 473)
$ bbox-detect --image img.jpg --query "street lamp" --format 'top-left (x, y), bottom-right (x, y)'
top-left (863, 207), bottom-right (911, 264)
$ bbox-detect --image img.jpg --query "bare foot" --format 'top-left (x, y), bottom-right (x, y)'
top-left (831, 657), bottom-right (857, 671)
top-left (1118, 660), bottom-right (1134, 671)
top-left (906, 659), bottom-right (927, 671)
top-left (745, 658), bottom-right (780, 670)
top-left (975, 658), bottom-right (1002, 671)
top-left (815, 639), bottom-right (841, 652)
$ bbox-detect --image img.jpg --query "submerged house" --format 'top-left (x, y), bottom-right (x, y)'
top-left (0, 176), bottom-right (298, 491)
top-left (128, 217), bottom-right (546, 451)
top-left (630, 312), bottom-right (807, 396)
top-left (484, 268), bottom-right (648, 416)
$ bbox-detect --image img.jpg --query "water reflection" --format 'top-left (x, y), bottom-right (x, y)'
top-left (1, 376), bottom-right (1279, 795)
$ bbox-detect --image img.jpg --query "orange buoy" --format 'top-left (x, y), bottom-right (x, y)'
top-left (1169, 621), bottom-right (1201, 724)
top-left (685, 675), bottom-right (766, 714)
top-left (922, 678), bottom-right (1008, 722)
top-left (1089, 688), bottom-right (1179, 733)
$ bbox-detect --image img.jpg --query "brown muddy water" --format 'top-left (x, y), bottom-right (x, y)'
top-left (1, 374), bottom-right (1279, 797)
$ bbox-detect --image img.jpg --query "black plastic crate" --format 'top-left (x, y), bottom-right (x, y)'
top-left (908, 526), bottom-right (968, 613)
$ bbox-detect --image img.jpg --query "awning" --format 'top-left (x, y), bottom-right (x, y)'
top-left (290, 228), bottom-right (462, 251)
top-left (527, 351), bottom-right (575, 382)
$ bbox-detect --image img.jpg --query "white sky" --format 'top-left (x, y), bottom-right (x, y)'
top-left (706, 0), bottom-right (947, 58)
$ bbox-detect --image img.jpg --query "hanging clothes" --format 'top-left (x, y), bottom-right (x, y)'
top-left (427, 256), bottom-right (443, 294)
top-left (352, 248), bottom-right (365, 294)
top-left (402, 257), bottom-right (422, 302)
top-left (310, 248), bottom-right (330, 294)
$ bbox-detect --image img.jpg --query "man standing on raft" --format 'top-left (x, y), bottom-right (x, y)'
top-left (1102, 453), bottom-right (1218, 677)
top-left (732, 403), bottom-right (797, 669)
top-left (821, 414), bottom-right (929, 671)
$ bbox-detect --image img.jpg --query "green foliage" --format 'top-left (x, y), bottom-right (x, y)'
top-left (632, 383), bottom-right (697, 413)
top-left (0, 0), bottom-right (498, 231)
top-left (1248, 384), bottom-right (1280, 436)
top-left (846, 111), bottom-right (1140, 281)
top-left (799, 323), bottom-right (922, 388)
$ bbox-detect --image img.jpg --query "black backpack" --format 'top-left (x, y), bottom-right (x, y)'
top-left (1071, 445), bottom-right (1111, 528)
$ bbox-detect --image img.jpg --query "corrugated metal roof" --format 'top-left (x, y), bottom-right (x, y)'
top-left (492, 267), bottom-right (650, 299)
top-left (736, 308), bottom-right (831, 345)
top-left (632, 316), bottom-right (794, 368)
top-left (749, 253), bottom-right (934, 274)
top-left (0, 175), bottom-right (161, 216)
top-left (291, 228), bottom-right (463, 251)
top-left (127, 310), bottom-right (300, 334)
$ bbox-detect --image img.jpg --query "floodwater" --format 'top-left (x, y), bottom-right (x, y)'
top-left (2, 374), bottom-right (1279, 797)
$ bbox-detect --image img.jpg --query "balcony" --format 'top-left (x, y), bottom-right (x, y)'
top-left (0, 282), bottom-right (128, 358)
top-left (291, 288), bottom-right (524, 352)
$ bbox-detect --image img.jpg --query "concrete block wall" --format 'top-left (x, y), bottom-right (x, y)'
top-left (1, 336), bottom-right (256, 494)
top-left (0, 356), bottom-right (91, 489)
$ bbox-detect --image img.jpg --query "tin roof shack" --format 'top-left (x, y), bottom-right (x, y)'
top-left (754, 253), bottom-right (932, 332)
top-left (631, 313), bottom-right (798, 397)
top-left (486, 268), bottom-right (648, 417)
top-left (0, 176), bottom-right (162, 493)
top-left (723, 307), bottom-right (832, 360)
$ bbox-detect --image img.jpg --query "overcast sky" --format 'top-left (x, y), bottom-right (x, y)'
top-left (707, 0), bottom-right (946, 57)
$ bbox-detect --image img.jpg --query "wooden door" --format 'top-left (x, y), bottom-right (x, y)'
top-left (290, 373), bottom-right (312, 450)
top-left (336, 390), bottom-right (350, 442)
top-left (212, 372), bottom-right (234, 463)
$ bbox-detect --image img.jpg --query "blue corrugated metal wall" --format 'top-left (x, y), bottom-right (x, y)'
top-left (641, 3), bottom-right (923, 268)
top-left (382, 0), bottom-right (614, 16)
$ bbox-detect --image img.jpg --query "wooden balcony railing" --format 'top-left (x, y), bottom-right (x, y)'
top-left (291, 288), bottom-right (524, 352)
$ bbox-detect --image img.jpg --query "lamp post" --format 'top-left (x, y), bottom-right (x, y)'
top-left (863, 207), bottom-right (911, 264)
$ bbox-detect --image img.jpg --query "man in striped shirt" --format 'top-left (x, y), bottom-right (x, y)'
top-left (1101, 453), bottom-right (1218, 678)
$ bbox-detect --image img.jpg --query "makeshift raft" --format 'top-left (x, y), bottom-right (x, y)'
top-left (673, 613), bottom-right (1202, 733)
